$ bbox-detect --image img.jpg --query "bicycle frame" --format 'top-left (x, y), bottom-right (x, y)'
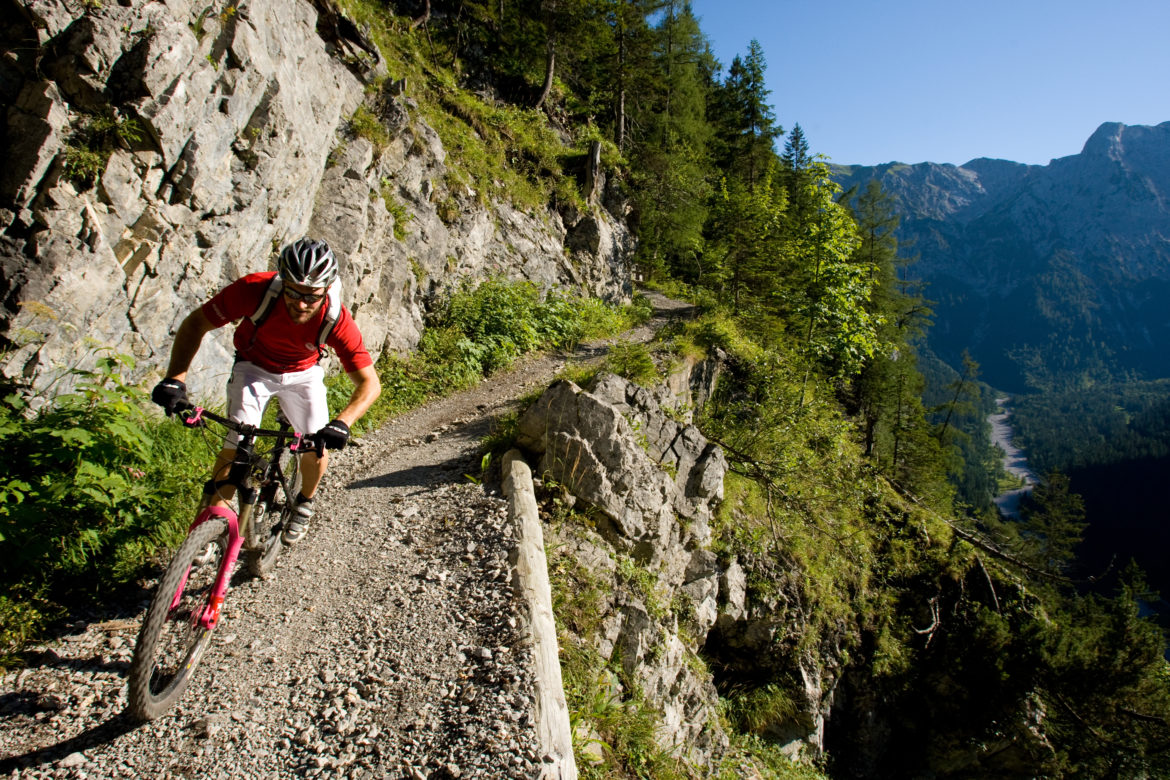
top-left (174, 506), bottom-right (240, 630)
top-left (178, 407), bottom-right (311, 630)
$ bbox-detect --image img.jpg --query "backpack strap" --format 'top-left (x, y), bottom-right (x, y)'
top-left (249, 273), bottom-right (285, 330)
top-left (316, 279), bottom-right (343, 357)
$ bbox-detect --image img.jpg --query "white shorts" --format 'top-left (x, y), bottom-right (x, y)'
top-left (223, 361), bottom-right (329, 447)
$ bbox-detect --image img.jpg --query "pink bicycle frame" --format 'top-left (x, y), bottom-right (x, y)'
top-left (168, 405), bottom-right (309, 631)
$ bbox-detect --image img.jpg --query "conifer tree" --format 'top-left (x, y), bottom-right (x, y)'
top-left (1018, 472), bottom-right (1087, 573)
top-left (629, 0), bottom-right (714, 281)
top-left (935, 350), bottom-right (981, 445)
top-left (707, 39), bottom-right (781, 189)
top-left (779, 121), bottom-right (809, 171)
top-left (843, 180), bottom-right (942, 497)
top-left (706, 163), bottom-right (787, 313)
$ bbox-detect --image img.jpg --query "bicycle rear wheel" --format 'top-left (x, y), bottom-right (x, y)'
top-left (127, 517), bottom-right (230, 720)
top-left (244, 452), bottom-right (300, 577)
top-left (243, 496), bottom-right (285, 577)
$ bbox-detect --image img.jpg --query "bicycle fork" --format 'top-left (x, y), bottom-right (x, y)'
top-left (172, 506), bottom-right (246, 630)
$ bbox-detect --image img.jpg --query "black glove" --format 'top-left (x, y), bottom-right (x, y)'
top-left (151, 378), bottom-right (190, 416)
top-left (314, 419), bottom-right (350, 452)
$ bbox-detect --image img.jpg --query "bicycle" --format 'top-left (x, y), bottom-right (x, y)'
top-left (127, 406), bottom-right (319, 720)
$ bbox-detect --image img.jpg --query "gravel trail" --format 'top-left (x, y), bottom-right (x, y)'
top-left (0, 292), bottom-right (693, 779)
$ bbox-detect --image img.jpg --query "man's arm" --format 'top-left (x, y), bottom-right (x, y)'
top-left (334, 364), bottom-right (381, 428)
top-left (165, 308), bottom-right (220, 381)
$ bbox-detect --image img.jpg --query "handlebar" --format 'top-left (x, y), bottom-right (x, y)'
top-left (179, 406), bottom-right (321, 454)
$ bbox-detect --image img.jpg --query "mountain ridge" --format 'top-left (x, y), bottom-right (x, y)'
top-left (832, 120), bottom-right (1170, 392)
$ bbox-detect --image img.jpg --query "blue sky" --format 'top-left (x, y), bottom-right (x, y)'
top-left (688, 0), bottom-right (1170, 167)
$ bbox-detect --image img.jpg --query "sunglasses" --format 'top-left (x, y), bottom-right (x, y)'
top-left (282, 286), bottom-right (325, 303)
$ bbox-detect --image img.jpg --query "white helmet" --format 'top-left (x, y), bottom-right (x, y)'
top-left (278, 238), bottom-right (337, 287)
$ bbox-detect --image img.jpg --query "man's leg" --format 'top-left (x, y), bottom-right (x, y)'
top-left (207, 447), bottom-right (239, 508)
top-left (217, 361), bottom-right (275, 509)
top-left (298, 449), bottom-right (328, 498)
top-left (278, 365), bottom-right (329, 544)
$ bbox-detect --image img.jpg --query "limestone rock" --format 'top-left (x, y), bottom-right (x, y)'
top-left (0, 0), bottom-right (633, 399)
top-left (520, 368), bottom-right (730, 768)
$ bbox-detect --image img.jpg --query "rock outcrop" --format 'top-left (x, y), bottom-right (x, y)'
top-left (0, 0), bottom-right (633, 399)
top-left (514, 358), bottom-right (845, 767)
top-left (515, 364), bottom-right (740, 768)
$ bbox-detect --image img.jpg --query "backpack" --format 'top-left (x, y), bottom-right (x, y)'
top-left (249, 273), bottom-right (342, 359)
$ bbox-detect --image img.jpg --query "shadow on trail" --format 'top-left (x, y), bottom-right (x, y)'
top-left (0, 712), bottom-right (138, 773)
top-left (346, 449), bottom-right (483, 491)
top-left (347, 463), bottom-right (461, 490)
top-left (15, 648), bottom-right (131, 677)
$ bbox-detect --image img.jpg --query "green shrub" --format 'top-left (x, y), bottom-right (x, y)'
top-left (603, 341), bottom-right (658, 385)
top-left (61, 112), bottom-right (143, 187)
top-left (350, 104), bottom-right (390, 150)
top-left (0, 353), bottom-right (206, 660)
top-left (380, 179), bottom-right (414, 240)
top-left (333, 279), bottom-right (636, 437)
top-left (724, 684), bottom-right (799, 735)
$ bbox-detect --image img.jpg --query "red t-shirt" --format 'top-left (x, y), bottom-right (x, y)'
top-left (202, 272), bottom-right (373, 374)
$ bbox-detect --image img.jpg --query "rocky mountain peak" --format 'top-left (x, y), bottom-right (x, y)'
top-left (1080, 121), bottom-right (1128, 160)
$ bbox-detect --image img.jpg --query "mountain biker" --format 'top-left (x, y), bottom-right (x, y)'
top-left (150, 237), bottom-right (381, 544)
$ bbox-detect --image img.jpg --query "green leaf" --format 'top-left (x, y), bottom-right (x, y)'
top-left (53, 428), bottom-right (95, 448)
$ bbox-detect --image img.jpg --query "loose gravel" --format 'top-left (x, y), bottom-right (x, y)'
top-left (0, 291), bottom-right (692, 779)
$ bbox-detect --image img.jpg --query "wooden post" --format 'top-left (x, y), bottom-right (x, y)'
top-left (503, 449), bottom-right (578, 780)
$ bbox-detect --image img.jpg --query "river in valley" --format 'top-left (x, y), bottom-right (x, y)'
top-left (989, 396), bottom-right (1038, 518)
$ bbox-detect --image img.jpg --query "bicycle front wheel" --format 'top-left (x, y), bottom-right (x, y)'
top-left (127, 517), bottom-right (230, 720)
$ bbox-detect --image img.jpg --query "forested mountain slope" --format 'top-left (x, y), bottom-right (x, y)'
top-left (833, 121), bottom-right (1170, 392)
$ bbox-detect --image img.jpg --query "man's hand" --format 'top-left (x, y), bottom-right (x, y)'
top-left (151, 378), bottom-right (190, 416)
top-left (314, 419), bottom-right (350, 453)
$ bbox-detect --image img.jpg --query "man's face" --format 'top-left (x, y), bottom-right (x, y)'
top-left (282, 281), bottom-right (326, 324)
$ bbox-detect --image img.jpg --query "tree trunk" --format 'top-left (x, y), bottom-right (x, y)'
top-left (584, 140), bottom-right (602, 203)
top-left (409, 0), bottom-right (430, 30)
top-left (534, 0), bottom-right (557, 109)
top-left (615, 7), bottom-right (626, 150)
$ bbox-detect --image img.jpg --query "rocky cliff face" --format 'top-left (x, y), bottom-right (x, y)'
top-left (516, 367), bottom-right (730, 767)
top-left (514, 359), bottom-right (838, 769)
top-left (1, 0), bottom-right (632, 399)
top-left (833, 121), bottom-right (1170, 391)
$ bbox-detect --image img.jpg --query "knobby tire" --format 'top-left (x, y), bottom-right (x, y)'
top-left (127, 517), bottom-right (230, 720)
top-left (244, 450), bottom-right (300, 577)
top-left (243, 498), bottom-right (283, 577)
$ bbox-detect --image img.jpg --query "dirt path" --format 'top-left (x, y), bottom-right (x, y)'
top-left (0, 291), bottom-right (693, 780)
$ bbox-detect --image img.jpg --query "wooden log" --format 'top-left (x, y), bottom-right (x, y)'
top-left (503, 449), bottom-right (578, 780)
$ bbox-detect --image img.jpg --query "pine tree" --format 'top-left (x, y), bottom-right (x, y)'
top-left (780, 122), bottom-right (810, 178)
top-left (843, 179), bottom-right (941, 497)
top-left (706, 163), bottom-right (787, 314)
top-left (1018, 472), bottom-right (1087, 573)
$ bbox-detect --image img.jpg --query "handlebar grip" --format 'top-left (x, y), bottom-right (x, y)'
top-left (179, 406), bottom-right (204, 426)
